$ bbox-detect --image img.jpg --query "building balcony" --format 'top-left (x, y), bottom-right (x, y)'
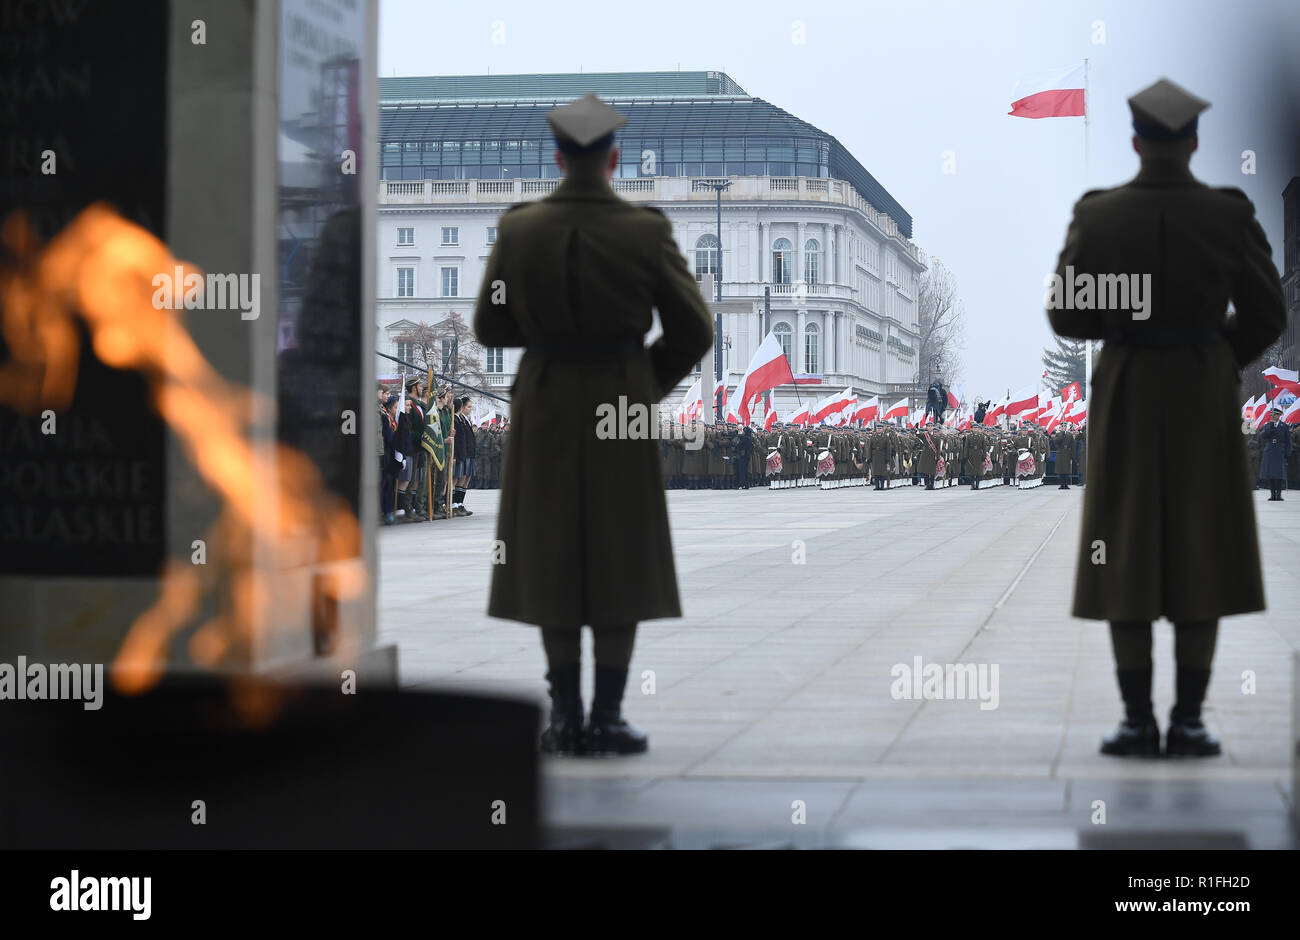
top-left (719, 280), bottom-right (857, 302)
top-left (379, 175), bottom-right (925, 265)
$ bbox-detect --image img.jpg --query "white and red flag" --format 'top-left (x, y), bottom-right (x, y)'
top-left (679, 377), bottom-right (702, 422)
top-left (764, 408), bottom-right (778, 431)
top-left (947, 384), bottom-right (963, 410)
top-left (1064, 398), bottom-right (1087, 424)
top-left (1284, 398), bottom-right (1300, 425)
top-left (1009, 65), bottom-right (1086, 120)
top-left (1060, 381), bottom-right (1081, 404)
top-left (1263, 366), bottom-right (1300, 397)
top-left (733, 332), bottom-right (797, 424)
top-left (811, 386), bottom-right (854, 424)
top-left (787, 404), bottom-right (810, 426)
top-left (1005, 384), bottom-right (1040, 416)
top-left (1242, 394), bottom-right (1260, 420)
top-left (884, 397), bottom-right (910, 421)
top-left (854, 395), bottom-right (881, 424)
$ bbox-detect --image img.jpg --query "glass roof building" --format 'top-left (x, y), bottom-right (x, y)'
top-left (380, 70), bottom-right (912, 238)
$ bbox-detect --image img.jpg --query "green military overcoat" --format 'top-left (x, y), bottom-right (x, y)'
top-left (473, 173), bottom-right (714, 629)
top-left (1048, 160), bottom-right (1285, 621)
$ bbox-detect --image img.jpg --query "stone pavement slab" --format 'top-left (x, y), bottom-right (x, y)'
top-left (379, 483), bottom-right (1300, 847)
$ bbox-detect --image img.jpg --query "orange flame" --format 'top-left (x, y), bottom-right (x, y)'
top-left (1, 205), bottom-right (367, 719)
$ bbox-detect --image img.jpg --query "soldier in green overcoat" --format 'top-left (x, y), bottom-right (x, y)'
top-left (1047, 79), bottom-right (1285, 758)
top-left (473, 94), bottom-right (714, 756)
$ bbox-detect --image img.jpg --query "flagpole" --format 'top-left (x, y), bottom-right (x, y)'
top-left (1083, 57), bottom-right (1093, 475)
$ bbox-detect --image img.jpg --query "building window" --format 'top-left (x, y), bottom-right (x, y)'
top-left (486, 347), bottom-right (504, 373)
top-left (441, 226), bottom-right (459, 246)
top-left (395, 339), bottom-right (413, 362)
top-left (440, 267), bottom-right (459, 297)
top-left (695, 233), bottom-right (720, 282)
top-left (397, 227), bottom-right (414, 246)
top-left (772, 238), bottom-right (792, 284)
top-left (396, 267), bottom-right (414, 298)
top-left (441, 338), bottom-right (456, 372)
top-left (804, 322), bottom-right (820, 374)
top-left (486, 226), bottom-right (497, 245)
top-left (804, 239), bottom-right (820, 286)
top-left (773, 322), bottom-right (793, 365)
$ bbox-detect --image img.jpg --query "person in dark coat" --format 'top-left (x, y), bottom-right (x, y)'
top-left (451, 397), bottom-right (477, 516)
top-left (1047, 79), bottom-right (1286, 759)
top-left (734, 425), bottom-right (754, 489)
top-left (472, 94), bottom-right (714, 756)
top-left (379, 395), bottom-right (402, 525)
top-left (972, 401), bottom-right (987, 425)
top-left (1257, 406), bottom-right (1293, 500)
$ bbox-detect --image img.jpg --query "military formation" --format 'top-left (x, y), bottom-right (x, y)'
top-left (650, 420), bottom-right (1079, 490)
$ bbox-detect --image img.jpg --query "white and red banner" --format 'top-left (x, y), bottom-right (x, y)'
top-left (1064, 397), bottom-right (1088, 424)
top-left (733, 332), bottom-right (797, 424)
top-left (1060, 381), bottom-right (1081, 404)
top-left (854, 395), bottom-right (881, 424)
top-left (1263, 366), bottom-right (1300, 397)
top-left (946, 384), bottom-right (963, 410)
top-left (1005, 385), bottom-right (1040, 416)
top-left (1008, 64), bottom-right (1086, 120)
top-left (787, 405), bottom-right (810, 426)
top-left (884, 397), bottom-right (910, 421)
top-left (1284, 397), bottom-right (1300, 425)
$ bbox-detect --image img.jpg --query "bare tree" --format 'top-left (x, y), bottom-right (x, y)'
top-left (395, 311), bottom-right (488, 394)
top-left (915, 258), bottom-right (964, 385)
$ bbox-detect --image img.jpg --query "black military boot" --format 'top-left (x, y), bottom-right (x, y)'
top-left (1166, 667), bottom-right (1221, 757)
top-left (584, 665), bottom-right (648, 756)
top-left (539, 664), bottom-right (584, 756)
top-left (1100, 668), bottom-right (1160, 756)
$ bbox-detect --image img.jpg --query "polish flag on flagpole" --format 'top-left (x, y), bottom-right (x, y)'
top-left (787, 404), bottom-right (810, 426)
top-left (1064, 398), bottom-right (1087, 424)
top-left (854, 395), bottom-right (881, 423)
top-left (1005, 384), bottom-right (1040, 416)
top-left (1283, 398), bottom-right (1300, 425)
top-left (947, 384), bottom-right (963, 410)
top-left (1242, 394), bottom-right (1260, 420)
top-left (985, 396), bottom-right (1007, 425)
top-left (733, 332), bottom-right (797, 424)
top-left (1263, 366), bottom-right (1300, 397)
top-left (884, 397), bottom-right (910, 421)
top-left (679, 377), bottom-right (702, 421)
top-left (764, 408), bottom-right (778, 431)
top-left (811, 386), bottom-right (853, 424)
top-left (1008, 64), bottom-right (1086, 119)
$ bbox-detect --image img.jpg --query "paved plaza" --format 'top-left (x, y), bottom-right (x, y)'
top-left (378, 484), bottom-right (1300, 848)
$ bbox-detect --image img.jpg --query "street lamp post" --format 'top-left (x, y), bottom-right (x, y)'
top-left (701, 179), bottom-right (731, 417)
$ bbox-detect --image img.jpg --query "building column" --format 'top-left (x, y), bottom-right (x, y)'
top-left (759, 219), bottom-right (768, 283)
top-left (796, 308), bottom-right (807, 374)
top-left (796, 221), bottom-right (806, 284)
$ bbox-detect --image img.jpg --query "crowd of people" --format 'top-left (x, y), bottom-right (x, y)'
top-left (375, 379), bottom-right (510, 526)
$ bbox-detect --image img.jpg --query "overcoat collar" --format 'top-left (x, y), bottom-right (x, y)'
top-left (1131, 158), bottom-right (1200, 187)
top-left (549, 172), bottom-right (619, 202)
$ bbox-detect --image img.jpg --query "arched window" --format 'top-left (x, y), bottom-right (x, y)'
top-left (772, 237), bottom-right (792, 284)
top-left (773, 321), bottom-right (793, 365)
top-left (804, 238), bottom-right (820, 286)
top-left (804, 322), bottom-right (820, 374)
top-left (694, 233), bottom-right (720, 283)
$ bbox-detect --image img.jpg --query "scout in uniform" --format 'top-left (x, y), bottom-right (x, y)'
top-left (1048, 79), bottom-right (1285, 757)
top-left (473, 94), bottom-right (714, 756)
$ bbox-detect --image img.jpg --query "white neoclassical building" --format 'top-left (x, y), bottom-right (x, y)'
top-left (376, 70), bottom-right (927, 416)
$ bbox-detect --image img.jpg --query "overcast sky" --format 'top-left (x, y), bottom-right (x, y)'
top-left (379, 0), bottom-right (1298, 401)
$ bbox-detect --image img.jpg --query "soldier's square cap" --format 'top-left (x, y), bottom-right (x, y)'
top-left (547, 93), bottom-right (627, 154)
top-left (1128, 78), bottom-right (1210, 140)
